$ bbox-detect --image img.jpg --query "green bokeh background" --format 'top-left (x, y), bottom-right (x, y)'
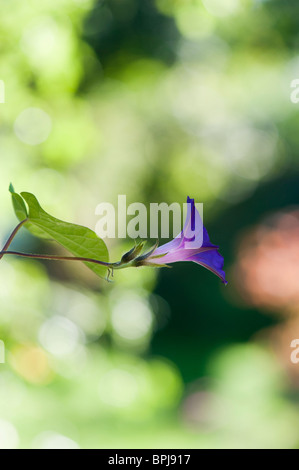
top-left (0, 0), bottom-right (299, 449)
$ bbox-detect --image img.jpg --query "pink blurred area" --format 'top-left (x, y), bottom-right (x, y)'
top-left (234, 209), bottom-right (299, 312)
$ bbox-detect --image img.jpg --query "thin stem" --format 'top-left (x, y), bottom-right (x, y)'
top-left (0, 219), bottom-right (28, 260)
top-left (0, 250), bottom-right (121, 268)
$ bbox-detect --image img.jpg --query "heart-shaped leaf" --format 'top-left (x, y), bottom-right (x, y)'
top-left (10, 187), bottom-right (109, 279)
top-left (10, 184), bottom-right (50, 239)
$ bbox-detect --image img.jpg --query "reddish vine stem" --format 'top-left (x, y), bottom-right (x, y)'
top-left (0, 219), bottom-right (28, 260)
top-left (0, 220), bottom-right (120, 268)
top-left (0, 250), bottom-right (119, 267)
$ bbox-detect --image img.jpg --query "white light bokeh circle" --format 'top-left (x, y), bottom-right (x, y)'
top-left (111, 294), bottom-right (153, 341)
top-left (38, 315), bottom-right (83, 357)
top-left (0, 419), bottom-right (19, 449)
top-left (32, 431), bottom-right (79, 449)
top-left (14, 107), bottom-right (52, 145)
top-left (21, 17), bottom-right (58, 63)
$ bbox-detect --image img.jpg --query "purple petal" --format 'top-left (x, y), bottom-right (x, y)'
top-left (185, 197), bottom-right (214, 248)
top-left (154, 196), bottom-right (202, 256)
top-left (187, 249), bottom-right (227, 284)
top-left (147, 196), bottom-right (227, 284)
top-left (153, 234), bottom-right (182, 256)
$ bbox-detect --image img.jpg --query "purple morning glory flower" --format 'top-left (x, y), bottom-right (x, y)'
top-left (135, 197), bottom-right (227, 284)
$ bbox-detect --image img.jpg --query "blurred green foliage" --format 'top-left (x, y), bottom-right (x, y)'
top-left (0, 0), bottom-right (299, 449)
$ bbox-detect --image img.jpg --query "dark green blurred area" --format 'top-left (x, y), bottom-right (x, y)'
top-left (1, 0), bottom-right (299, 449)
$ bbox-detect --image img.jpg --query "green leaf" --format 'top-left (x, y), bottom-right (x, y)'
top-left (9, 184), bottom-right (28, 221)
top-left (10, 185), bottom-right (51, 239)
top-left (10, 188), bottom-right (109, 279)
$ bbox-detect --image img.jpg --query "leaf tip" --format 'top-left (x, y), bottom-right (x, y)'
top-left (9, 183), bottom-right (15, 194)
